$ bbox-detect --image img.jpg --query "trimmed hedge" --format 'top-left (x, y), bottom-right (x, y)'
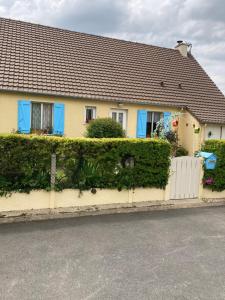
top-left (86, 118), bottom-right (125, 138)
top-left (0, 134), bottom-right (57, 196)
top-left (202, 140), bottom-right (225, 191)
top-left (0, 134), bottom-right (171, 195)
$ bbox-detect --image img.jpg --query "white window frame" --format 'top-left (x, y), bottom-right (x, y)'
top-left (31, 102), bottom-right (53, 130)
top-left (110, 109), bottom-right (127, 131)
top-left (84, 106), bottom-right (96, 123)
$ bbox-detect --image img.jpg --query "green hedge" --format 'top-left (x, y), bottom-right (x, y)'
top-left (86, 118), bottom-right (125, 138)
top-left (0, 134), bottom-right (171, 195)
top-left (202, 140), bottom-right (225, 191)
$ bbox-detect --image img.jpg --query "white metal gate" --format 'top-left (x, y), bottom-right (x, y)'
top-left (170, 157), bottom-right (202, 200)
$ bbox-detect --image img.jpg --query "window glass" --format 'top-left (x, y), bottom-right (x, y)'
top-left (32, 102), bottom-right (41, 130)
top-left (31, 102), bottom-right (53, 133)
top-left (146, 112), bottom-right (162, 137)
top-left (112, 112), bottom-right (117, 121)
top-left (43, 103), bottom-right (52, 130)
top-left (154, 112), bottom-right (161, 123)
top-left (153, 112), bottom-right (161, 133)
top-left (111, 110), bottom-right (127, 130)
top-left (118, 112), bottom-right (123, 126)
top-left (147, 111), bottom-right (152, 123)
top-left (146, 112), bottom-right (152, 137)
top-left (85, 107), bottom-right (96, 123)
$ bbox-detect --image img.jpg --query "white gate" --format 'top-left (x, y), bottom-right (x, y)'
top-left (170, 157), bottom-right (202, 200)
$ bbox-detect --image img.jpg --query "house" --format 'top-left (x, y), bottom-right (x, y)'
top-left (1, 18), bottom-right (225, 154)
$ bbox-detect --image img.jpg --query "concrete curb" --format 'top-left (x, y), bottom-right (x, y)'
top-left (0, 198), bottom-right (225, 224)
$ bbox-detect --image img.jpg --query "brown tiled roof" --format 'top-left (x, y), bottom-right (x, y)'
top-left (0, 17), bottom-right (225, 124)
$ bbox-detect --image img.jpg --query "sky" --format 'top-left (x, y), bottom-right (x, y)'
top-left (0, 0), bottom-right (225, 94)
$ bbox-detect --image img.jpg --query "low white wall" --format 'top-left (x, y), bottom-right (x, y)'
top-left (202, 189), bottom-right (225, 200)
top-left (0, 191), bottom-right (50, 212)
top-left (1, 187), bottom-right (224, 214)
top-left (0, 188), bottom-right (165, 213)
top-left (132, 188), bottom-right (165, 203)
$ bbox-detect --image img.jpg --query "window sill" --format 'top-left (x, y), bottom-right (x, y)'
top-left (83, 120), bottom-right (96, 125)
top-left (29, 132), bottom-right (63, 137)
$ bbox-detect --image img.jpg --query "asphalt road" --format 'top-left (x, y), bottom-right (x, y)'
top-left (1, 207), bottom-right (225, 300)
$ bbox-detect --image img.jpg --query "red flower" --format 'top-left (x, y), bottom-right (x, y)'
top-left (204, 178), bottom-right (214, 185)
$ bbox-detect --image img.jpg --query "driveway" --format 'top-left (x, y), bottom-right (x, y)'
top-left (1, 207), bottom-right (225, 299)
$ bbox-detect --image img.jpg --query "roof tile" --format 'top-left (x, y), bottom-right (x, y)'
top-left (0, 17), bottom-right (225, 124)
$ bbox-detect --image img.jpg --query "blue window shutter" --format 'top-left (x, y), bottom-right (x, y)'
top-left (18, 100), bottom-right (31, 133)
top-left (53, 103), bottom-right (65, 135)
top-left (164, 112), bottom-right (171, 132)
top-left (136, 110), bottom-right (147, 138)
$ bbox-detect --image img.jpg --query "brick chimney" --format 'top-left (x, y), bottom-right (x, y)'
top-left (175, 41), bottom-right (192, 57)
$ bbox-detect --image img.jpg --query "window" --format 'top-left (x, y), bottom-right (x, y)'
top-left (31, 102), bottom-right (53, 133)
top-left (111, 109), bottom-right (127, 130)
top-left (146, 112), bottom-right (162, 137)
top-left (85, 106), bottom-right (96, 123)
top-left (205, 125), bottom-right (223, 140)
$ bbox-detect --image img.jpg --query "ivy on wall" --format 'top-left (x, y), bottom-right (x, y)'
top-left (0, 134), bottom-right (171, 196)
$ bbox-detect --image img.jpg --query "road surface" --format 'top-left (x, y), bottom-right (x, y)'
top-left (1, 207), bottom-right (225, 299)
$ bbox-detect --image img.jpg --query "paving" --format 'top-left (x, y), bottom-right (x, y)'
top-left (1, 206), bottom-right (225, 299)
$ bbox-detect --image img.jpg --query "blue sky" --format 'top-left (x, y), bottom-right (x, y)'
top-left (1, 0), bottom-right (225, 93)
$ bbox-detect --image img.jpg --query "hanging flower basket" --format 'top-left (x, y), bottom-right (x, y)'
top-left (194, 128), bottom-right (200, 134)
top-left (172, 119), bottom-right (179, 127)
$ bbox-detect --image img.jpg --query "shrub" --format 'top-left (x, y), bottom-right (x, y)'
top-left (201, 140), bottom-right (225, 191)
top-left (175, 146), bottom-right (188, 157)
top-left (0, 134), bottom-right (171, 195)
top-left (86, 118), bottom-right (125, 138)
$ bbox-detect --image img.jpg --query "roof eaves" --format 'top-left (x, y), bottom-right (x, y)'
top-left (186, 107), bottom-right (225, 125)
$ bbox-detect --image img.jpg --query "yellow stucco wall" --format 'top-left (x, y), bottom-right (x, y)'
top-left (178, 111), bottom-right (203, 155)
top-left (0, 188), bottom-right (165, 212)
top-left (0, 91), bottom-right (202, 154)
top-left (0, 186), bottom-right (224, 214)
top-left (202, 189), bottom-right (225, 200)
top-left (0, 91), bottom-right (178, 136)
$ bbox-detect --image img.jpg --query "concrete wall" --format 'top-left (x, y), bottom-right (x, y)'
top-left (202, 189), bottom-right (225, 200)
top-left (178, 111), bottom-right (203, 154)
top-left (0, 186), bottom-right (224, 214)
top-left (0, 188), bottom-right (166, 213)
